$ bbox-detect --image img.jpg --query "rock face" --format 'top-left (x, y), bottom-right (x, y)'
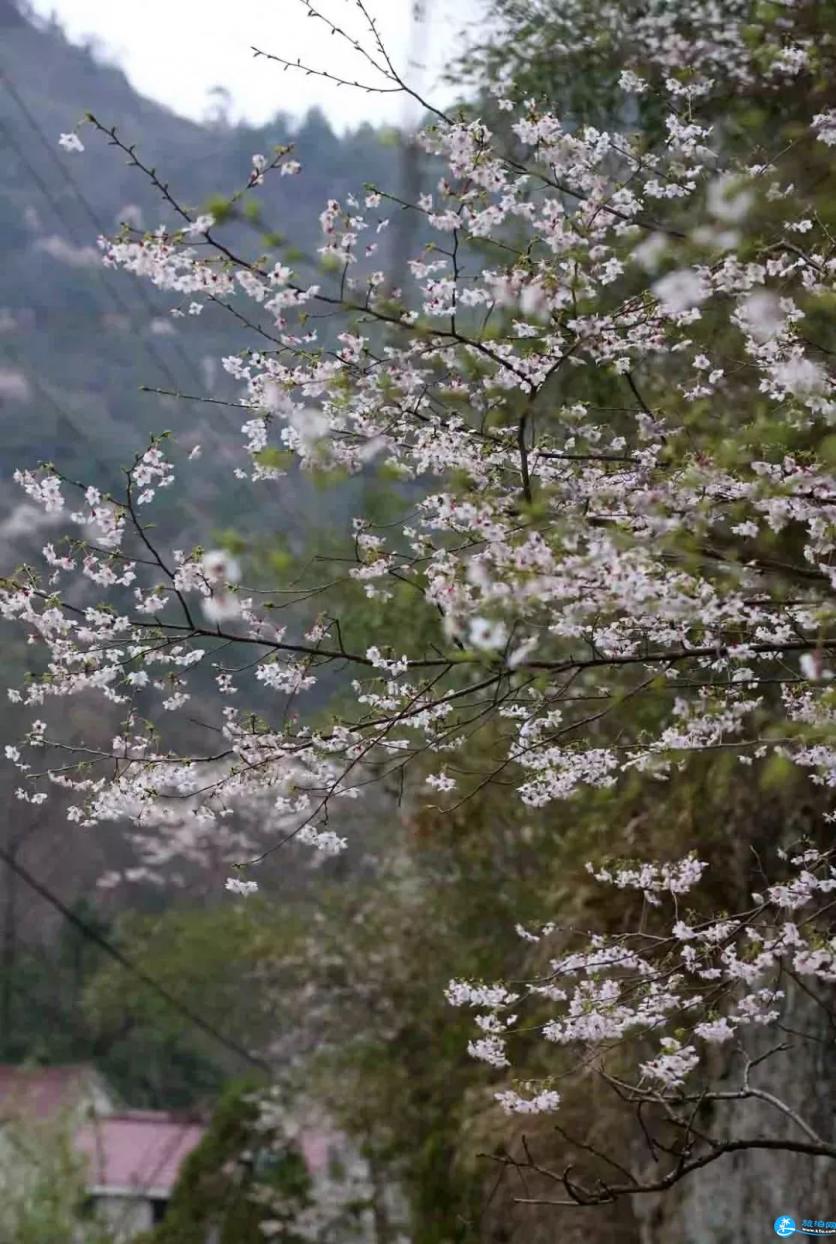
top-left (479, 977), bottom-right (834, 1244)
top-left (634, 984), bottom-right (836, 1244)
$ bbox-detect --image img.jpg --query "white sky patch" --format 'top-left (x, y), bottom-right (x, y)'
top-left (28, 0), bottom-right (481, 131)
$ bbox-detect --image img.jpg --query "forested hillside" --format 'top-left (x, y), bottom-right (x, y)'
top-left (0, 0), bottom-right (393, 500)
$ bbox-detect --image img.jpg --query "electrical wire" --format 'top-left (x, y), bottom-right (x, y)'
top-left (0, 970), bottom-right (207, 1236)
top-left (0, 112), bottom-right (185, 396)
top-left (0, 846), bottom-right (270, 1073)
top-left (0, 63), bottom-right (204, 392)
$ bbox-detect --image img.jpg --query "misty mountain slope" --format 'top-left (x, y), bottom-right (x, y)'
top-left (0, 0), bottom-right (397, 541)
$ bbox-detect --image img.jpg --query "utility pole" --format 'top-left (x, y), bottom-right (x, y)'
top-left (389, 1), bottom-right (433, 293)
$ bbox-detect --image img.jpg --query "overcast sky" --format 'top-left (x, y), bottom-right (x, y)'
top-left (29, 0), bottom-right (479, 130)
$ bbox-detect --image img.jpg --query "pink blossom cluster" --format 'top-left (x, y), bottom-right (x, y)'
top-left (450, 848), bottom-right (836, 1110)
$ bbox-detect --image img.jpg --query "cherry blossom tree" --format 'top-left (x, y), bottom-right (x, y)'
top-left (3, 0), bottom-right (836, 1216)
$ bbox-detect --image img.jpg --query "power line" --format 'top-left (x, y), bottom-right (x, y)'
top-left (0, 64), bottom-right (115, 236)
top-left (0, 64), bottom-right (203, 393)
top-left (0, 339), bottom-right (116, 485)
top-left (0, 969), bottom-right (206, 1236)
top-left (0, 116), bottom-right (167, 367)
top-left (0, 113), bottom-right (187, 400)
top-left (0, 113), bottom-right (209, 517)
top-left (0, 846), bottom-right (270, 1074)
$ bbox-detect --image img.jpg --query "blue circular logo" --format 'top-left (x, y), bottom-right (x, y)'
top-left (775, 1218), bottom-right (796, 1239)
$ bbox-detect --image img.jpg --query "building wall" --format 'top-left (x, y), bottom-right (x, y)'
top-left (93, 1192), bottom-right (154, 1241)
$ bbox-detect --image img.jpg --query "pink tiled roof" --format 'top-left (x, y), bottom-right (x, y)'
top-left (0, 1065), bottom-right (337, 1197)
top-left (298, 1127), bottom-right (333, 1175)
top-left (0, 1064), bottom-right (98, 1119)
top-left (77, 1113), bottom-right (205, 1196)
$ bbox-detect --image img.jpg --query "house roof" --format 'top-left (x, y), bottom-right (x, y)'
top-left (0, 1063), bottom-right (105, 1120)
top-left (0, 1065), bottom-right (332, 1199)
top-left (0, 1065), bottom-right (203, 1198)
top-left (298, 1127), bottom-right (333, 1175)
top-left (77, 1113), bottom-right (205, 1198)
